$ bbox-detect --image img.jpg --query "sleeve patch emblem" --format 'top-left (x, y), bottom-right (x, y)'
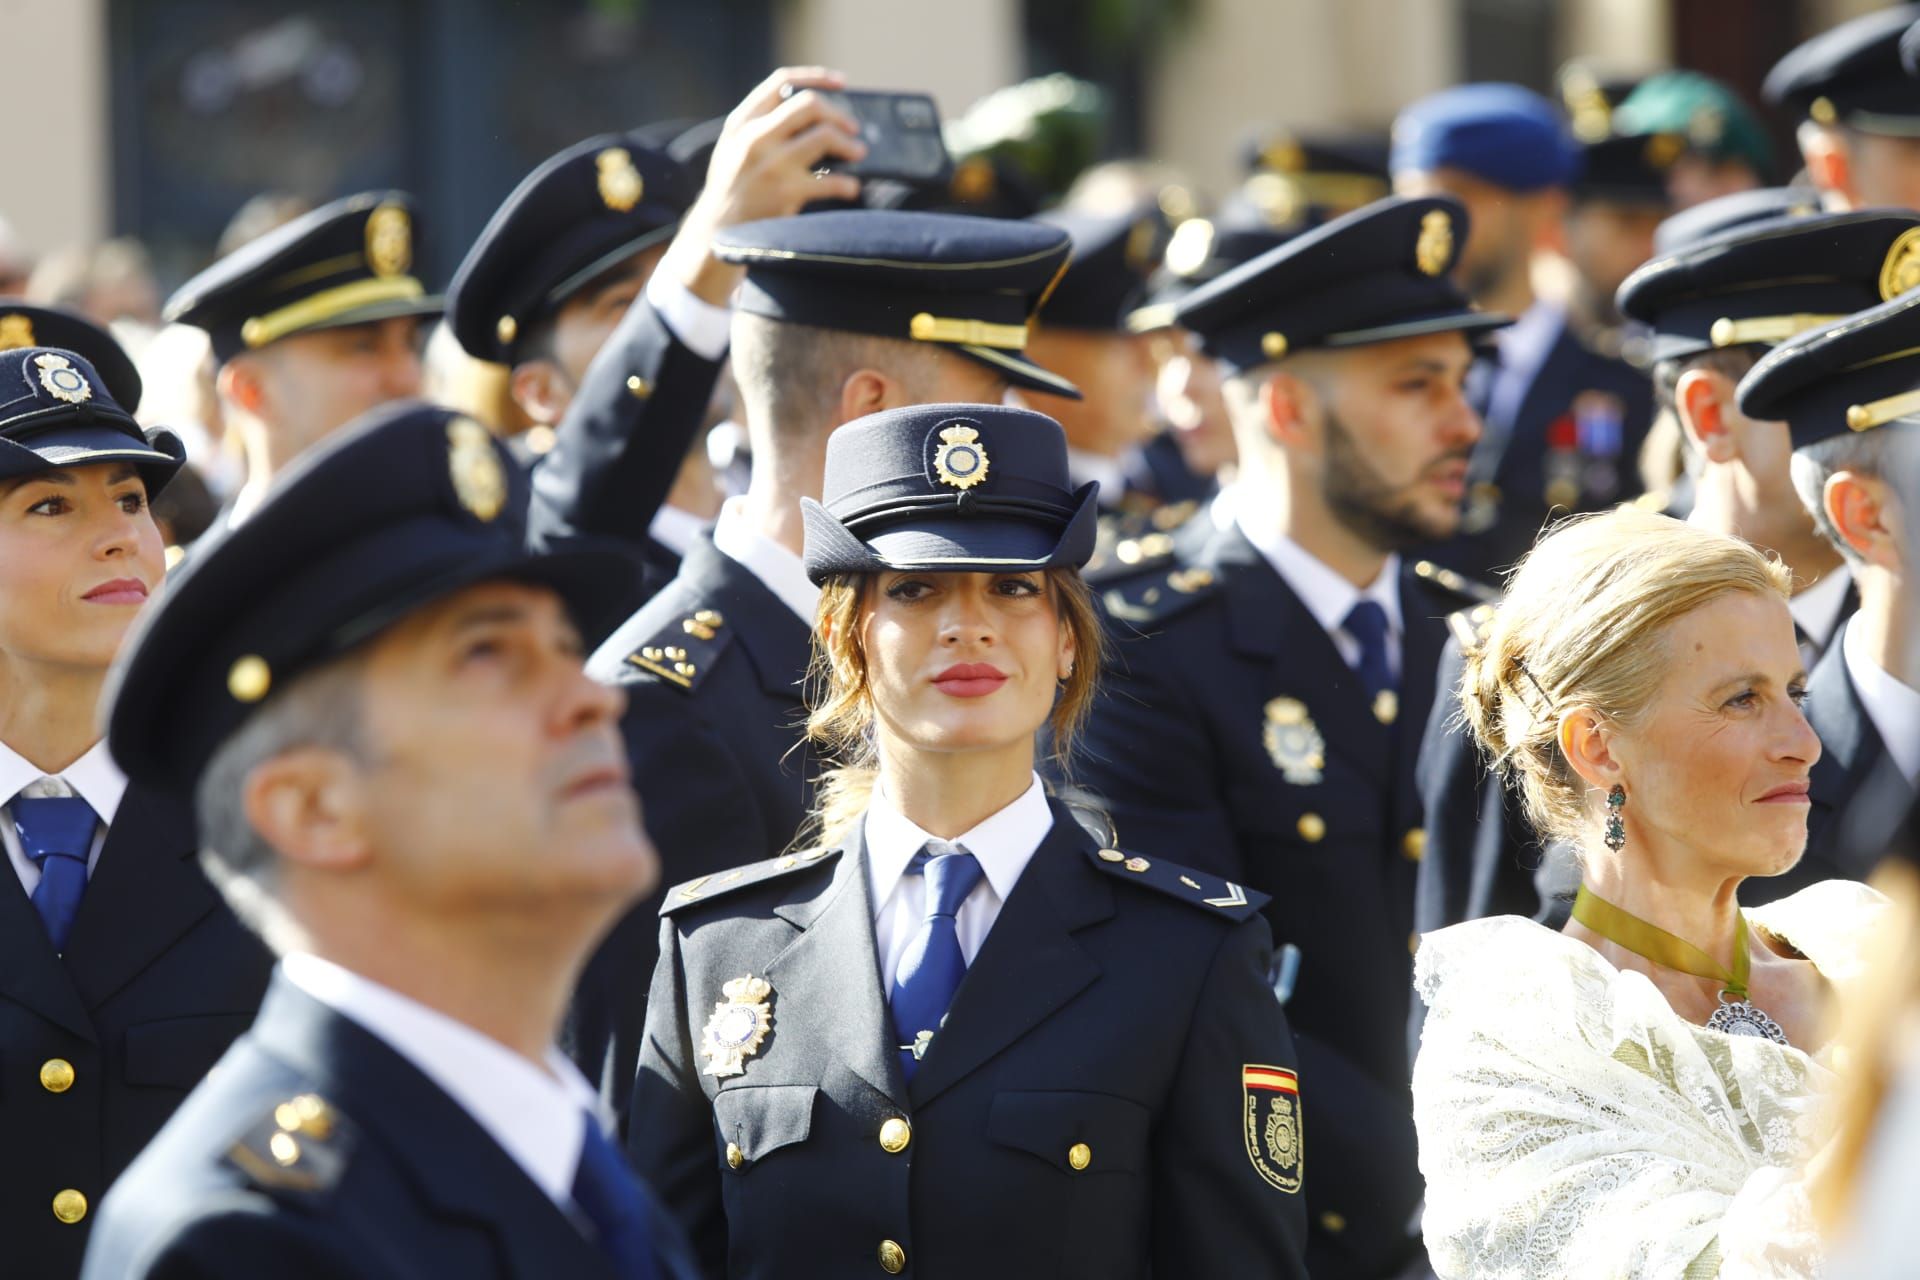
top-left (1242, 1064), bottom-right (1303, 1193)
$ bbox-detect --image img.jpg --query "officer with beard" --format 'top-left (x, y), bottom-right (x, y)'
top-left (1075, 195), bottom-right (1501, 1280)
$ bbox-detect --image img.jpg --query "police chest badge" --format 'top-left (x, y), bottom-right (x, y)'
top-left (1262, 698), bottom-right (1324, 785)
top-left (445, 416), bottom-right (506, 521)
top-left (702, 974), bottom-right (774, 1078)
top-left (34, 353), bottom-right (91, 404)
top-left (933, 422), bottom-right (990, 490)
top-left (1242, 1065), bottom-right (1303, 1193)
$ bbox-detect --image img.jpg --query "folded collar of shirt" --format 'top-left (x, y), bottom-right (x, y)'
top-left (864, 772), bottom-right (1052, 917)
top-left (1237, 516), bottom-right (1403, 642)
top-left (711, 496), bottom-right (821, 624)
top-left (0, 736), bottom-right (127, 825)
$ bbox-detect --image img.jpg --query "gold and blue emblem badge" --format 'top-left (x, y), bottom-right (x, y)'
top-left (34, 353), bottom-right (91, 405)
top-left (1262, 697), bottom-right (1325, 785)
top-left (1242, 1065), bottom-right (1303, 1193)
top-left (702, 974), bottom-right (774, 1078)
top-left (933, 422), bottom-right (990, 490)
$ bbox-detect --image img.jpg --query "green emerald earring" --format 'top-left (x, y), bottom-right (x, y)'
top-left (1604, 784), bottom-right (1626, 852)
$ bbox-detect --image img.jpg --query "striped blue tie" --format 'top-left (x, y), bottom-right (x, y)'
top-left (11, 789), bottom-right (96, 953)
top-left (890, 841), bottom-right (984, 1080)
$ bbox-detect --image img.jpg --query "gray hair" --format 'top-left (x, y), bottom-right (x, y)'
top-left (193, 651), bottom-right (368, 951)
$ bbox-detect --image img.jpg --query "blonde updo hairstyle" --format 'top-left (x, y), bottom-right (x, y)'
top-left (1460, 507), bottom-right (1794, 848)
top-left (800, 568), bottom-right (1106, 848)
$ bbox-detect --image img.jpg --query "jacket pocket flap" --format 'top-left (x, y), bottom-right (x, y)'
top-left (712, 1084), bottom-right (817, 1164)
top-left (987, 1090), bottom-right (1150, 1174)
top-left (123, 1013), bottom-right (254, 1089)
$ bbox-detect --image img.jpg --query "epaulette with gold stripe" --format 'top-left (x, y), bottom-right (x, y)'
top-left (1086, 524), bottom-right (1182, 583)
top-left (1082, 845), bottom-right (1267, 921)
top-left (1098, 561), bottom-right (1220, 628)
top-left (223, 1093), bottom-right (353, 1196)
top-left (1411, 558), bottom-right (1500, 608)
top-left (1446, 601), bottom-right (1499, 657)
top-left (660, 846), bottom-right (843, 916)
top-left (624, 607), bottom-right (731, 692)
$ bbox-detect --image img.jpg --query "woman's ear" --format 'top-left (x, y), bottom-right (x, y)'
top-left (241, 747), bottom-right (373, 874)
top-left (1558, 707), bottom-right (1622, 793)
top-left (1057, 607), bottom-right (1078, 680)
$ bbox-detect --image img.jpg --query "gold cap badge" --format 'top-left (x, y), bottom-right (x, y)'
top-left (702, 974), bottom-right (774, 1078)
top-left (1262, 697), bottom-right (1325, 785)
top-left (597, 147), bottom-right (645, 212)
top-left (1880, 227), bottom-right (1920, 301)
top-left (933, 422), bottom-right (990, 490)
top-left (0, 314), bottom-right (34, 350)
top-left (446, 416), bottom-right (506, 522)
top-left (34, 352), bottom-right (91, 404)
top-left (1415, 209), bottom-right (1452, 278)
top-left (365, 203), bottom-right (412, 279)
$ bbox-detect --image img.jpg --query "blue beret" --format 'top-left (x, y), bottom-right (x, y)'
top-left (0, 345), bottom-right (181, 495)
top-left (0, 302), bottom-right (141, 412)
top-left (715, 210), bottom-right (1079, 399)
top-left (1619, 209), bottom-right (1920, 365)
top-left (800, 402), bottom-right (1097, 583)
top-left (104, 401), bottom-right (627, 794)
top-left (447, 135), bottom-right (693, 363)
top-left (1765, 3), bottom-right (1920, 133)
top-left (1390, 84), bottom-right (1582, 192)
top-left (1171, 195), bottom-right (1509, 371)
top-left (165, 191), bottom-right (442, 363)
top-left (1738, 286), bottom-right (1920, 448)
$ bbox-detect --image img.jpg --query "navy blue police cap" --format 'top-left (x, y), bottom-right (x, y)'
top-left (715, 210), bottom-right (1080, 399)
top-left (1034, 203), bottom-right (1172, 331)
top-left (1765, 4), bottom-right (1920, 135)
top-left (1240, 128), bottom-right (1390, 209)
top-left (1172, 195), bottom-right (1510, 372)
top-left (1618, 209), bottom-right (1920, 366)
top-left (164, 191), bottom-right (442, 364)
top-left (1390, 84), bottom-right (1583, 192)
top-left (0, 345), bottom-right (182, 495)
top-left (1125, 211), bottom-right (1295, 334)
top-left (1650, 187), bottom-right (1821, 258)
top-left (1738, 286), bottom-right (1920, 449)
top-left (800, 402), bottom-right (1097, 583)
top-left (103, 401), bottom-right (629, 795)
top-left (1573, 131), bottom-right (1680, 206)
top-left (447, 135), bottom-right (693, 364)
top-left (0, 302), bottom-right (142, 412)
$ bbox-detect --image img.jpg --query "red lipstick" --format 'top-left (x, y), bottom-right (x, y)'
top-left (82, 578), bottom-right (148, 605)
top-left (932, 662), bottom-right (1008, 698)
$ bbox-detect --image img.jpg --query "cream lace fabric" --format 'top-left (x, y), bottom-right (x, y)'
top-left (1414, 880), bottom-right (1887, 1280)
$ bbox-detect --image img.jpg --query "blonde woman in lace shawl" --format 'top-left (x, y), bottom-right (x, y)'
top-left (1413, 506), bottom-right (1887, 1279)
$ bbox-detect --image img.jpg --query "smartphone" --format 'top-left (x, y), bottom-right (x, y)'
top-left (792, 87), bottom-right (953, 185)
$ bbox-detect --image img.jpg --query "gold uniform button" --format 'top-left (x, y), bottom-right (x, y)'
top-left (725, 1142), bottom-right (744, 1170)
top-left (878, 1239), bottom-right (907, 1274)
top-left (1067, 1142), bottom-right (1091, 1171)
top-left (1319, 1210), bottom-right (1346, 1234)
top-left (878, 1117), bottom-right (911, 1154)
top-left (1402, 829), bottom-right (1426, 861)
top-left (1296, 813), bottom-right (1326, 842)
top-left (39, 1059), bottom-right (74, 1093)
top-left (51, 1189), bottom-right (86, 1224)
top-left (626, 375), bottom-right (651, 399)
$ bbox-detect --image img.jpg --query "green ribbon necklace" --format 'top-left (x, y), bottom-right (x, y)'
top-left (1571, 884), bottom-right (1789, 1045)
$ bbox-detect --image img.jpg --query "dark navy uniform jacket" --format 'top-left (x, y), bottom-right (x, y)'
top-left (1076, 521), bottom-right (1484, 1280)
top-left (82, 973), bottom-right (701, 1280)
top-left (2, 782), bottom-right (271, 1278)
top-left (571, 536), bottom-right (815, 1122)
top-left (630, 800), bottom-right (1309, 1279)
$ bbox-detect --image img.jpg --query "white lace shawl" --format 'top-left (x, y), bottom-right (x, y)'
top-left (1413, 880), bottom-right (1887, 1280)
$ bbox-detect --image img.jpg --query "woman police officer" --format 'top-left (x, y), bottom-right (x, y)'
top-left (629, 401), bottom-right (1308, 1279)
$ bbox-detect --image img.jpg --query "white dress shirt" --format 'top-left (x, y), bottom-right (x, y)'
top-left (1237, 515), bottom-right (1404, 677)
top-left (1788, 568), bottom-right (1852, 662)
top-left (865, 774), bottom-right (1052, 985)
top-left (1843, 619), bottom-right (1920, 785)
top-left (644, 273), bottom-right (732, 363)
top-left (0, 737), bottom-right (126, 897)
top-left (281, 952), bottom-right (602, 1208)
top-left (711, 496), bottom-right (820, 623)
top-left (647, 503), bottom-right (710, 560)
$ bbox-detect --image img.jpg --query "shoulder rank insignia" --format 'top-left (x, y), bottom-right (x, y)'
top-left (1242, 1065), bottom-right (1303, 1193)
top-left (1082, 844), bottom-right (1266, 920)
top-left (626, 607), bottom-right (733, 692)
top-left (1099, 561), bottom-right (1220, 628)
top-left (225, 1093), bottom-right (353, 1196)
top-left (1411, 558), bottom-right (1499, 607)
top-left (1262, 698), bottom-right (1325, 785)
top-left (1446, 602), bottom-right (1498, 658)
top-left (660, 846), bottom-right (842, 916)
top-left (703, 974), bottom-right (774, 1077)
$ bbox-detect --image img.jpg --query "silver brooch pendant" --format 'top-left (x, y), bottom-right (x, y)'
top-left (1706, 995), bottom-right (1789, 1046)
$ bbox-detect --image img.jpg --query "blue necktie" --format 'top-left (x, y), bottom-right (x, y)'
top-left (890, 842), bottom-right (984, 1081)
top-left (11, 791), bottom-right (96, 953)
top-left (1342, 600), bottom-right (1396, 702)
top-left (571, 1115), bottom-right (661, 1280)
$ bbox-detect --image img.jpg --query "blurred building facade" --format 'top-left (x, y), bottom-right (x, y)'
top-left (0, 0), bottom-right (1895, 290)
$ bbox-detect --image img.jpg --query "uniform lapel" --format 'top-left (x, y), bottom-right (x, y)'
top-left (1806, 623), bottom-right (1882, 840)
top-left (63, 783), bottom-right (228, 1009)
top-left (255, 976), bottom-right (620, 1279)
top-left (1394, 571), bottom-right (1449, 816)
top-left (907, 805), bottom-right (1112, 1110)
top-left (762, 830), bottom-right (908, 1110)
top-left (0, 868), bottom-right (93, 1040)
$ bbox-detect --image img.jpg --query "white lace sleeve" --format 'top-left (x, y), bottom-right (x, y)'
top-left (1413, 915), bottom-right (1840, 1280)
